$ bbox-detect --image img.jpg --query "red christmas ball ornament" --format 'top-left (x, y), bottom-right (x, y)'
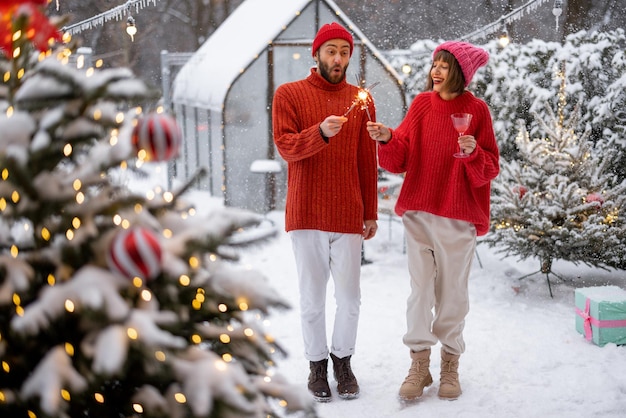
top-left (132, 113), bottom-right (182, 161)
top-left (512, 185), bottom-right (528, 199)
top-left (586, 192), bottom-right (604, 207)
top-left (107, 227), bottom-right (162, 281)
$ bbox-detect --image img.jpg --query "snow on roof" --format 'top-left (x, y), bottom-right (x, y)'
top-left (172, 0), bottom-right (310, 111)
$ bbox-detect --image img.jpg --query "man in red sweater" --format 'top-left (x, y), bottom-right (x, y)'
top-left (272, 22), bottom-right (378, 402)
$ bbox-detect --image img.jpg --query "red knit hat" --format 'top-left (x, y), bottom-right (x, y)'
top-left (434, 41), bottom-right (489, 87)
top-left (311, 22), bottom-right (354, 57)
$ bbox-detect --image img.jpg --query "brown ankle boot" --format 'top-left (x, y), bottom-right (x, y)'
top-left (438, 349), bottom-right (461, 400)
top-left (308, 359), bottom-right (331, 402)
top-left (399, 349), bottom-right (433, 401)
top-left (330, 353), bottom-right (360, 399)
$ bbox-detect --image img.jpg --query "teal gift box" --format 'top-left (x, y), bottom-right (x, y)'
top-left (575, 286), bottom-right (626, 346)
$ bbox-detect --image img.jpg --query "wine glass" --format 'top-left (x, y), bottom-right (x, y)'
top-left (451, 113), bottom-right (473, 158)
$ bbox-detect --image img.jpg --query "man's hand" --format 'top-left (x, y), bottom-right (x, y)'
top-left (363, 220), bottom-right (378, 240)
top-left (320, 115), bottom-right (348, 138)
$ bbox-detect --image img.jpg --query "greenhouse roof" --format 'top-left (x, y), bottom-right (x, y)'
top-left (172, 0), bottom-right (310, 110)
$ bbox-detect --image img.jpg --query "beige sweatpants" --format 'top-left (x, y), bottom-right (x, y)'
top-left (401, 211), bottom-right (476, 356)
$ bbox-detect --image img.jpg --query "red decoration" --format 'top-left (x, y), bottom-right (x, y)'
top-left (107, 227), bottom-right (162, 281)
top-left (586, 192), bottom-right (604, 207)
top-left (512, 185), bottom-right (528, 199)
top-left (131, 113), bottom-right (182, 162)
top-left (1, 1), bottom-right (63, 58)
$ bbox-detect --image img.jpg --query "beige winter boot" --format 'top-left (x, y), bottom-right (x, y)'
top-left (398, 349), bottom-right (433, 401)
top-left (438, 349), bottom-right (462, 400)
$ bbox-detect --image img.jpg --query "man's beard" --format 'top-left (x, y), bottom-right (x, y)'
top-left (318, 61), bottom-right (348, 84)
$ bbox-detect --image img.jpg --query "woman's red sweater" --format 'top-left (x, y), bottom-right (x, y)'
top-left (272, 69), bottom-right (378, 234)
top-left (378, 91), bottom-right (500, 236)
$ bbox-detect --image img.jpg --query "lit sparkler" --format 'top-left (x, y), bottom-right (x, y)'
top-left (343, 75), bottom-right (379, 121)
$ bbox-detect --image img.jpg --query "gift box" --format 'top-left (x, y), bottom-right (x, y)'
top-left (575, 286), bottom-right (626, 346)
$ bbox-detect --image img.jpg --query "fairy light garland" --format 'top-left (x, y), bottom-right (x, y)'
top-left (556, 61), bottom-right (566, 127)
top-left (461, 0), bottom-right (555, 42)
top-left (61, 0), bottom-right (160, 36)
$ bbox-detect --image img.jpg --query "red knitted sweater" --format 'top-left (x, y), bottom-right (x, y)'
top-left (378, 91), bottom-right (500, 236)
top-left (272, 69), bottom-right (378, 234)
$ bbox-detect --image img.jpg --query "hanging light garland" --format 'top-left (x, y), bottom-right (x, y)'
top-left (461, 0), bottom-right (559, 42)
top-left (126, 16), bottom-right (137, 41)
top-left (498, 28), bottom-right (511, 48)
top-left (61, 0), bottom-right (159, 38)
top-left (552, 0), bottom-right (563, 30)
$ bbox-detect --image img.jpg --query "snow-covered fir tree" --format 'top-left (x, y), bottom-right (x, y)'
top-left (483, 67), bottom-right (626, 296)
top-left (0, 2), bottom-right (314, 417)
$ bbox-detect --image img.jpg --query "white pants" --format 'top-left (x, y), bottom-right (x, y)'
top-left (402, 211), bottom-right (476, 356)
top-left (289, 230), bottom-right (363, 362)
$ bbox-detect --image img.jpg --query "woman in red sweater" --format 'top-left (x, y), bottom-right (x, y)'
top-left (272, 23), bottom-right (378, 402)
top-left (367, 41), bottom-right (500, 402)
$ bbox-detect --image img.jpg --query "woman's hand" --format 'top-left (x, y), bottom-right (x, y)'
top-left (366, 121), bottom-right (391, 143)
top-left (458, 135), bottom-right (477, 155)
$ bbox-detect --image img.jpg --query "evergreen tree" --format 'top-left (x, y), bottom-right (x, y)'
top-left (1, 2), bottom-right (313, 417)
top-left (483, 67), bottom-right (626, 296)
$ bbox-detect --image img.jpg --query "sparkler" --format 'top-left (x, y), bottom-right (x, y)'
top-left (343, 75), bottom-right (379, 121)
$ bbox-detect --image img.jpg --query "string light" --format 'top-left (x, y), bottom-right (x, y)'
top-left (552, 0), bottom-right (563, 30)
top-left (498, 29), bottom-right (511, 48)
top-left (461, 0), bottom-right (553, 42)
top-left (62, 0), bottom-right (159, 37)
top-left (64, 299), bottom-right (75, 312)
top-left (126, 16), bottom-right (137, 41)
top-left (556, 61), bottom-right (566, 127)
top-left (127, 328), bottom-right (139, 340)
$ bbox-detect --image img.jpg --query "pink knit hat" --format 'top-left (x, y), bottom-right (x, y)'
top-left (434, 41), bottom-right (489, 87)
top-left (312, 22), bottom-right (354, 57)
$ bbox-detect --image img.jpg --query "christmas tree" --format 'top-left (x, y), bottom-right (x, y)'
top-left (484, 64), bottom-right (626, 296)
top-left (1, 2), bottom-right (314, 417)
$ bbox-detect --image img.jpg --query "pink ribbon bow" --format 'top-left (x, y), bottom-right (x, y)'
top-left (580, 298), bottom-right (593, 341)
top-left (575, 297), bottom-right (626, 342)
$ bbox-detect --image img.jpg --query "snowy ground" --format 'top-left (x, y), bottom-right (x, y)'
top-left (133, 169), bottom-right (626, 418)
top-left (241, 211), bottom-right (626, 418)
